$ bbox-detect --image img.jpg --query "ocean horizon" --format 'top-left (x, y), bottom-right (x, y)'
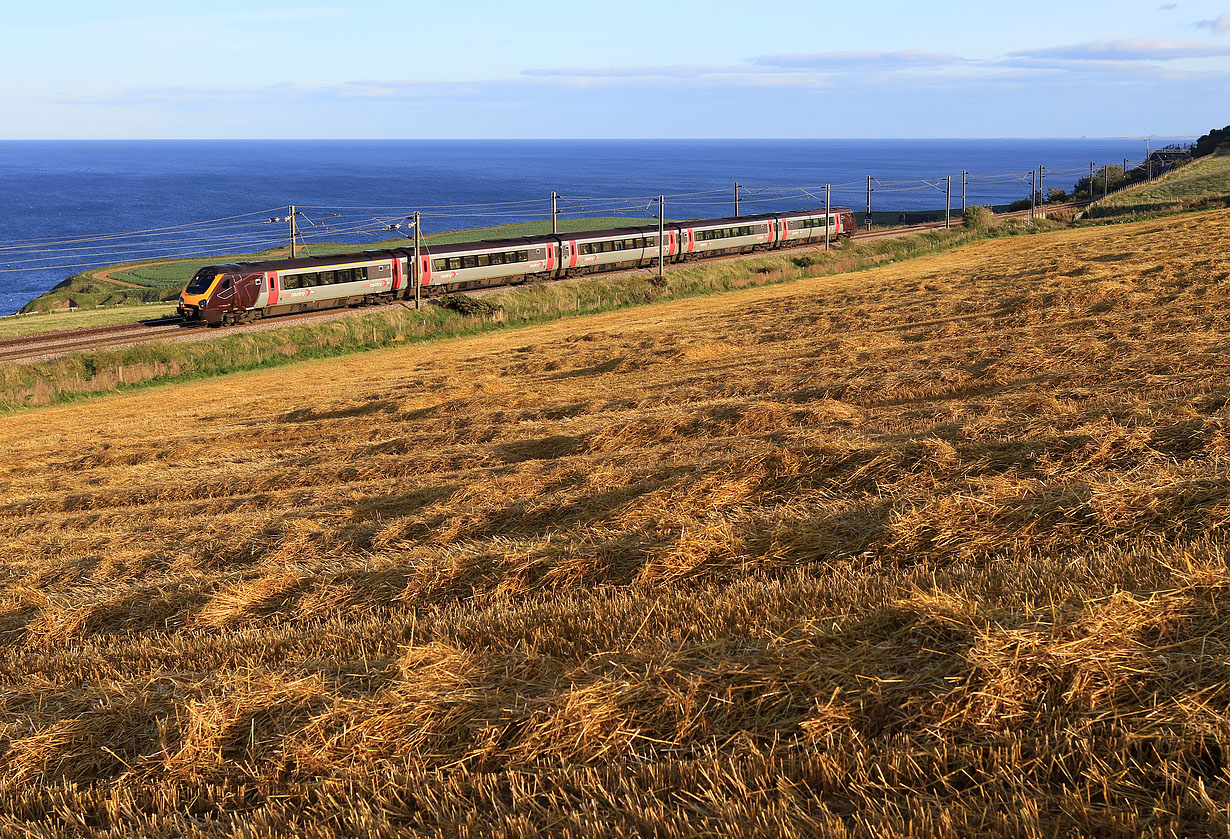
top-left (0, 138), bottom-right (1191, 316)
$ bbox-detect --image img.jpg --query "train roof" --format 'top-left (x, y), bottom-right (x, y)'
top-left (561, 224), bottom-right (661, 240)
top-left (225, 249), bottom-right (401, 272)
top-left (424, 234), bottom-right (557, 254)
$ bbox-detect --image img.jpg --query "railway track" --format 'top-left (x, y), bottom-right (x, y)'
top-left (1, 202), bottom-right (1090, 364)
top-left (0, 318), bottom-right (209, 363)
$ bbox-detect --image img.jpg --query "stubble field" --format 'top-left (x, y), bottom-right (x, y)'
top-left (2, 210), bottom-right (1230, 837)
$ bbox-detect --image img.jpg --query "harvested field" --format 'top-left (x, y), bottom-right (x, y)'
top-left (2, 209), bottom-right (1230, 836)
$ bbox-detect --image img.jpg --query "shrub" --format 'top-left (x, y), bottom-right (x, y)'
top-left (1194, 125), bottom-right (1230, 158)
top-left (963, 205), bottom-right (995, 233)
top-left (438, 292), bottom-right (502, 317)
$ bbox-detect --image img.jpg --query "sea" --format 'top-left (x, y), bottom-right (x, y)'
top-left (0, 138), bottom-right (1184, 316)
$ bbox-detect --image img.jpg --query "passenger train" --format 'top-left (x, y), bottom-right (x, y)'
top-left (177, 208), bottom-right (857, 326)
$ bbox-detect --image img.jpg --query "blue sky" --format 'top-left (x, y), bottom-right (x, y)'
top-left (3, 0), bottom-right (1228, 139)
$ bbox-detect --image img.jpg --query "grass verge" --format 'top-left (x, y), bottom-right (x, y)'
top-left (0, 303), bottom-right (177, 340)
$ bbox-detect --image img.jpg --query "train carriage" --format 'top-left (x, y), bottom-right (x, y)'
top-left (420, 235), bottom-right (557, 291)
top-left (179, 251), bottom-right (401, 326)
top-left (773, 209), bottom-right (857, 247)
top-left (680, 214), bottom-right (776, 259)
top-left (559, 225), bottom-right (678, 276)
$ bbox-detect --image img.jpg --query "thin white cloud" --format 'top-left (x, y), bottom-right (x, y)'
top-left (522, 64), bottom-right (778, 79)
top-left (1009, 39), bottom-right (1230, 60)
top-left (60, 34), bottom-right (1230, 111)
top-left (752, 51), bottom-right (963, 69)
top-left (1195, 13), bottom-right (1230, 32)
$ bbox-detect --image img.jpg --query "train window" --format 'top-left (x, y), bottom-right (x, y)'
top-left (517, 250), bottom-right (529, 262)
top-left (432, 258), bottom-right (446, 271)
top-left (477, 254), bottom-right (490, 267)
top-left (462, 256), bottom-right (477, 269)
top-left (319, 271), bottom-right (335, 285)
top-left (336, 269), bottom-right (351, 284)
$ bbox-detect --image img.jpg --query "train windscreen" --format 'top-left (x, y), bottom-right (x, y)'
top-left (185, 270), bottom-right (217, 294)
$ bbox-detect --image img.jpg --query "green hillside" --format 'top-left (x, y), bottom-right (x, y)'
top-left (1093, 153), bottom-right (1230, 216)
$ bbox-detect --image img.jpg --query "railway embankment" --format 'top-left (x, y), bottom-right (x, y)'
top-left (0, 221), bottom-right (1008, 411)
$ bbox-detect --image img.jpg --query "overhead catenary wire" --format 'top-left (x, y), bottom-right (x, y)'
top-left (0, 208), bottom-right (287, 253)
top-left (0, 161), bottom-right (1139, 279)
